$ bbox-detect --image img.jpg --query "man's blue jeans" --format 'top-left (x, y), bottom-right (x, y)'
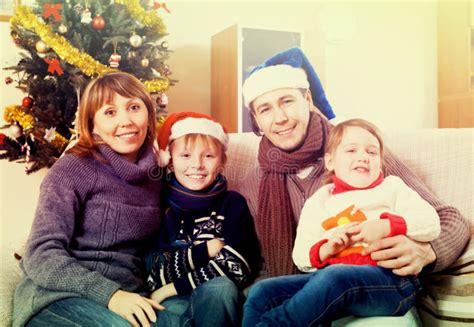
top-left (27, 277), bottom-right (240, 326)
top-left (242, 264), bottom-right (421, 327)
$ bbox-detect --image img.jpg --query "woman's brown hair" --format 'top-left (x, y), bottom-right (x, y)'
top-left (66, 72), bottom-right (156, 157)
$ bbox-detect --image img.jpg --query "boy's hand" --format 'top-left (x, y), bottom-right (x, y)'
top-left (150, 283), bottom-right (177, 305)
top-left (347, 219), bottom-right (390, 243)
top-left (108, 289), bottom-right (164, 327)
top-left (207, 238), bottom-right (225, 258)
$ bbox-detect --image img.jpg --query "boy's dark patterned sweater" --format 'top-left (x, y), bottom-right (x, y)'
top-left (146, 191), bottom-right (262, 295)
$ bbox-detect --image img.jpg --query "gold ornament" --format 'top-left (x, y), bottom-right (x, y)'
top-left (129, 34), bottom-right (142, 48)
top-left (9, 124), bottom-right (23, 138)
top-left (35, 40), bottom-right (49, 53)
top-left (140, 58), bottom-right (149, 67)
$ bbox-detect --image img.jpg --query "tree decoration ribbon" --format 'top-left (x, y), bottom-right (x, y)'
top-left (11, 6), bottom-right (169, 92)
top-left (44, 58), bottom-right (64, 75)
top-left (153, 2), bottom-right (171, 13)
top-left (115, 0), bottom-right (167, 34)
top-left (3, 105), bottom-right (68, 150)
top-left (4, 105), bottom-right (35, 131)
top-left (43, 3), bottom-right (62, 22)
top-left (11, 6), bottom-right (114, 77)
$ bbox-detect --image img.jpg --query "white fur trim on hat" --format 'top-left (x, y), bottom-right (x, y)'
top-left (242, 64), bottom-right (310, 109)
top-left (170, 117), bottom-right (229, 149)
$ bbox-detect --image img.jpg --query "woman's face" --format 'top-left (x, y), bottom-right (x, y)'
top-left (93, 93), bottom-right (149, 162)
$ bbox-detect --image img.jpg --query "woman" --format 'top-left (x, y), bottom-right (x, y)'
top-left (13, 72), bottom-right (163, 327)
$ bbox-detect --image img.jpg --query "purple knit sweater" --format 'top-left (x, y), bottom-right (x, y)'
top-left (13, 144), bottom-right (162, 327)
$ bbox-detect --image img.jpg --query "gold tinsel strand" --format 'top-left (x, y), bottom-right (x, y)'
top-left (115, 0), bottom-right (167, 34)
top-left (144, 79), bottom-right (170, 93)
top-left (4, 105), bottom-right (35, 131)
top-left (11, 6), bottom-right (169, 92)
top-left (50, 132), bottom-right (68, 150)
top-left (156, 115), bottom-right (166, 131)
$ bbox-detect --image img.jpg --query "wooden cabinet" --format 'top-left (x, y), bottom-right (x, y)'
top-left (211, 24), bottom-right (301, 132)
top-left (438, 1), bottom-right (474, 128)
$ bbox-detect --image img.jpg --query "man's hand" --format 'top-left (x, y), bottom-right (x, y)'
top-left (150, 283), bottom-right (178, 305)
top-left (363, 235), bottom-right (436, 276)
top-left (108, 290), bottom-right (164, 327)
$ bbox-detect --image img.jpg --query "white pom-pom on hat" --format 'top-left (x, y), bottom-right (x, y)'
top-left (157, 148), bottom-right (171, 167)
top-left (156, 112), bottom-right (228, 167)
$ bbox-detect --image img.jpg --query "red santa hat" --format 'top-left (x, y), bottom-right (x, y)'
top-left (156, 112), bottom-right (229, 167)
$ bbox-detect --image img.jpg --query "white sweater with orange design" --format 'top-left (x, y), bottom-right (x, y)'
top-left (292, 175), bottom-right (440, 273)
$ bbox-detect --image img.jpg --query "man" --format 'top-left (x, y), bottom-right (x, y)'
top-left (239, 47), bottom-right (470, 278)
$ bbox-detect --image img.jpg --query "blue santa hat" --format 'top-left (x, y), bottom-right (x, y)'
top-left (242, 47), bottom-right (335, 120)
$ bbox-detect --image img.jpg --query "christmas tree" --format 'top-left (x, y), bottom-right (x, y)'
top-left (1, 0), bottom-right (174, 173)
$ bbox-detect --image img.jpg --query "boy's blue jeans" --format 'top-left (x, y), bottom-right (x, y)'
top-left (27, 276), bottom-right (240, 327)
top-left (242, 264), bottom-right (421, 327)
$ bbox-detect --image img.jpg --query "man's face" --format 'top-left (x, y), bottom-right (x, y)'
top-left (252, 88), bottom-right (311, 151)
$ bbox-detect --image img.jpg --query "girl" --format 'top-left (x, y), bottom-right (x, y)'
top-left (13, 72), bottom-right (163, 327)
top-left (243, 118), bottom-right (440, 326)
top-left (148, 112), bottom-right (262, 327)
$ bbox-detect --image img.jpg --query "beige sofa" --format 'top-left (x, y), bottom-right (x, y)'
top-left (1, 129), bottom-right (473, 326)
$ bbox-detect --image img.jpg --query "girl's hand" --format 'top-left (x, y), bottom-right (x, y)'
top-left (319, 222), bottom-right (359, 261)
top-left (108, 289), bottom-right (164, 327)
top-left (150, 283), bottom-right (178, 305)
top-left (347, 219), bottom-right (390, 243)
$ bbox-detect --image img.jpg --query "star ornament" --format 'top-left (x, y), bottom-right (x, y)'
top-left (44, 127), bottom-right (57, 143)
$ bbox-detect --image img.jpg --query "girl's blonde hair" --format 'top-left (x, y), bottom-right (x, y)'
top-left (169, 134), bottom-right (227, 166)
top-left (322, 118), bottom-right (385, 185)
top-left (67, 72), bottom-right (156, 158)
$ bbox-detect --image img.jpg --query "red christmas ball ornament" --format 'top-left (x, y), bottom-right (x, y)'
top-left (22, 96), bottom-right (33, 108)
top-left (5, 77), bottom-right (13, 85)
top-left (91, 15), bottom-right (105, 30)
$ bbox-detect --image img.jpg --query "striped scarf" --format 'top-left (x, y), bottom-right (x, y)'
top-left (165, 173), bottom-right (228, 212)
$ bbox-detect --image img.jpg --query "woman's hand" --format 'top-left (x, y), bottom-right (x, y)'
top-left (108, 289), bottom-right (164, 327)
top-left (207, 238), bottom-right (225, 258)
top-left (150, 283), bottom-right (178, 305)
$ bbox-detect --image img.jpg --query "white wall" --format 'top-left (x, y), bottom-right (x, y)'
top-left (164, 1), bottom-right (437, 129)
top-left (0, 1), bottom-right (438, 246)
